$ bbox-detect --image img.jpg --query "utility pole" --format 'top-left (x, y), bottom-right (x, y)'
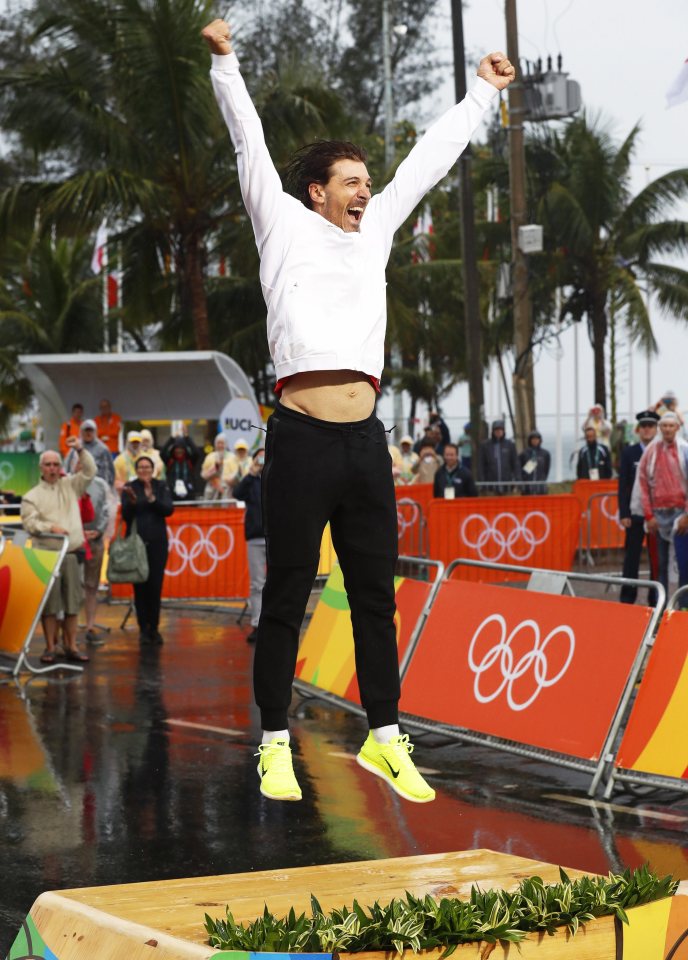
top-left (383, 0), bottom-right (404, 437)
top-left (450, 0), bottom-right (485, 475)
top-left (505, 0), bottom-right (535, 450)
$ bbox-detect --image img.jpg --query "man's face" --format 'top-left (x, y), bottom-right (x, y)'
top-left (173, 447), bottom-right (185, 461)
top-left (585, 428), bottom-right (596, 443)
top-left (443, 446), bottom-right (458, 470)
top-left (530, 436), bottom-right (541, 448)
top-left (82, 428), bottom-right (95, 445)
top-left (310, 159), bottom-right (372, 233)
top-left (660, 420), bottom-right (680, 443)
top-left (129, 440), bottom-right (141, 455)
top-left (99, 400), bottom-right (111, 417)
top-left (638, 423), bottom-right (657, 443)
top-left (236, 448), bottom-right (248, 460)
top-left (493, 427), bottom-right (505, 440)
top-left (40, 453), bottom-right (62, 484)
top-left (72, 405), bottom-right (84, 421)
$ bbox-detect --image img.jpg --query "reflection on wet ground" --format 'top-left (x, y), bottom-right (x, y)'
top-left (2, 602), bottom-right (688, 951)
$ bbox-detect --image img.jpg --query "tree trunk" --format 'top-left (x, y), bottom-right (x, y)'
top-left (591, 299), bottom-right (607, 409)
top-left (183, 231), bottom-right (211, 351)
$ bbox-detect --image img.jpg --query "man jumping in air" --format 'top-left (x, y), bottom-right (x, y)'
top-left (202, 18), bottom-right (515, 803)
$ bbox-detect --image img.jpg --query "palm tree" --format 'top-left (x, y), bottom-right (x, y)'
top-left (0, 0), bottom-right (370, 367)
top-left (0, 232), bottom-right (102, 429)
top-left (534, 116), bottom-right (688, 408)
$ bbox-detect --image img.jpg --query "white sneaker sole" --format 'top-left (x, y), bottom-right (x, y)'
top-left (259, 782), bottom-right (302, 801)
top-left (257, 765), bottom-right (302, 801)
top-left (356, 753), bottom-right (435, 803)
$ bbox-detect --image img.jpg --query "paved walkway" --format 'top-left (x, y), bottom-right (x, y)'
top-left (1, 600), bottom-right (687, 951)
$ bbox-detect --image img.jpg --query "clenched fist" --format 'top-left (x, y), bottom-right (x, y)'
top-left (477, 52), bottom-right (516, 91)
top-left (201, 19), bottom-right (232, 56)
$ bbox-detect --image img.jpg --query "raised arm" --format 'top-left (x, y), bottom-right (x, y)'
top-left (372, 53), bottom-right (514, 237)
top-left (202, 20), bottom-right (287, 252)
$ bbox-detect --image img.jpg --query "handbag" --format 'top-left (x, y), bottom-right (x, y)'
top-left (107, 517), bottom-right (149, 584)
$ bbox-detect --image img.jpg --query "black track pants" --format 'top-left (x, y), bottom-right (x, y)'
top-left (253, 402), bottom-right (400, 730)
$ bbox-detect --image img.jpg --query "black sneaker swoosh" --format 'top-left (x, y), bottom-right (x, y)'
top-left (381, 756), bottom-right (400, 779)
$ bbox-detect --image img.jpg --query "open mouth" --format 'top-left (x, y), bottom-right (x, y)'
top-left (346, 206), bottom-right (364, 226)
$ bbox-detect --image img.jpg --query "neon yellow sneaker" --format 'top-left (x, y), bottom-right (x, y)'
top-left (256, 738), bottom-right (302, 801)
top-left (356, 732), bottom-right (435, 803)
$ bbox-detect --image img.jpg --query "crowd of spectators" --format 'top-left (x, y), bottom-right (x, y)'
top-left (6, 391), bottom-right (688, 665)
top-left (13, 397), bottom-right (266, 661)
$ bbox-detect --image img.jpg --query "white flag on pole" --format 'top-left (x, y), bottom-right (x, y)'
top-left (90, 220), bottom-right (108, 274)
top-left (666, 59), bottom-right (688, 108)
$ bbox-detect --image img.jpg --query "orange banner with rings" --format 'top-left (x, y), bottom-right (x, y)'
top-left (400, 578), bottom-right (652, 760)
top-left (110, 505), bottom-right (249, 601)
top-left (426, 494), bottom-right (581, 581)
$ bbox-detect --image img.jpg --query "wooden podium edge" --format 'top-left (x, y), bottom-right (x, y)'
top-left (27, 890), bottom-right (214, 960)
top-left (10, 873), bottom-right (688, 960)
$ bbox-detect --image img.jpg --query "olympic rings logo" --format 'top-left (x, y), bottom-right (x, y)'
top-left (460, 511), bottom-right (551, 561)
top-left (468, 614), bottom-right (576, 711)
top-left (166, 523), bottom-right (234, 577)
top-left (397, 500), bottom-right (421, 538)
top-left (0, 461), bottom-right (15, 486)
top-left (599, 495), bottom-right (623, 529)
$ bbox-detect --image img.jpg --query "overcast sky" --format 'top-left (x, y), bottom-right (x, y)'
top-left (382, 0), bottom-right (688, 447)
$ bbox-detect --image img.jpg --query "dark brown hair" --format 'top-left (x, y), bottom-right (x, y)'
top-left (283, 140), bottom-right (368, 209)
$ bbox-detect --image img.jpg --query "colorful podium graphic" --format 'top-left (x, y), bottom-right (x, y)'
top-left (0, 533), bottom-right (67, 676)
top-left (610, 608), bottom-right (688, 792)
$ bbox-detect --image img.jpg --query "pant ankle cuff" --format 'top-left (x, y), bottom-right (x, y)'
top-left (365, 701), bottom-right (399, 728)
top-left (260, 709), bottom-right (289, 730)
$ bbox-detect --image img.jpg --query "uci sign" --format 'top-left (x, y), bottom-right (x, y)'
top-left (220, 397), bottom-right (262, 452)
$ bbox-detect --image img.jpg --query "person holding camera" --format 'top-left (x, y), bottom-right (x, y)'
top-left (121, 456), bottom-right (174, 645)
top-left (21, 437), bottom-right (96, 664)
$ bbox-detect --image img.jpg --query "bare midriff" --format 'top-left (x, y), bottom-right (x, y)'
top-left (280, 370), bottom-right (376, 422)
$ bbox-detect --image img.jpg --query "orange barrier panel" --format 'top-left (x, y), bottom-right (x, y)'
top-left (110, 505), bottom-right (249, 601)
top-left (396, 498), bottom-right (423, 556)
top-left (399, 578), bottom-right (652, 761)
top-left (396, 482), bottom-right (434, 512)
top-left (426, 495), bottom-right (581, 581)
top-left (586, 490), bottom-right (625, 550)
top-left (612, 609), bottom-right (688, 783)
top-left (0, 539), bottom-right (62, 659)
top-left (572, 478), bottom-right (617, 512)
top-left (295, 563), bottom-right (432, 706)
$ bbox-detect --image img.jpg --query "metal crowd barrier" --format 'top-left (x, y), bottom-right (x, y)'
top-left (475, 480), bottom-right (551, 494)
top-left (396, 556), bottom-right (664, 798)
top-left (396, 497), bottom-right (426, 557)
top-left (583, 490), bottom-right (625, 570)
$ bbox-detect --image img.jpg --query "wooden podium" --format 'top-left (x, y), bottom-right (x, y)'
top-left (7, 849), bottom-right (688, 960)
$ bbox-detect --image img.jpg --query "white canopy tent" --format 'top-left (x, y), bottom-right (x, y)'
top-left (19, 351), bottom-right (260, 446)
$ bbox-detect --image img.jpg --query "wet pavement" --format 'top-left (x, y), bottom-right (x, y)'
top-left (2, 600), bottom-right (688, 952)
